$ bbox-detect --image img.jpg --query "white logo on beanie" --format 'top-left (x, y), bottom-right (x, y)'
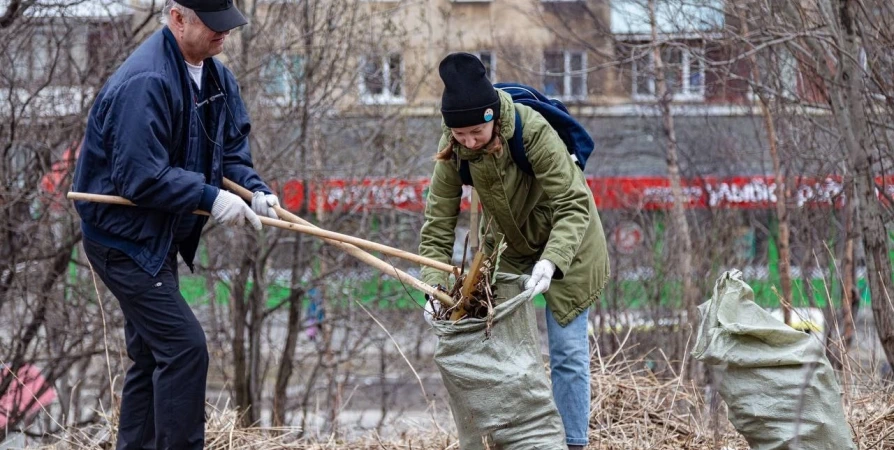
top-left (484, 108), bottom-right (494, 122)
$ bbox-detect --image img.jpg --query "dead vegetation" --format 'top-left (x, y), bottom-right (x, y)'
top-left (587, 356), bottom-right (746, 449)
top-left (427, 239), bottom-right (507, 325)
top-left (26, 355), bottom-right (894, 450)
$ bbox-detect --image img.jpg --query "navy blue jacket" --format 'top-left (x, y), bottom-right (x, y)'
top-left (74, 27), bottom-right (270, 276)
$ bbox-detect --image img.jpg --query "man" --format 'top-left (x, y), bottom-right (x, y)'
top-left (72, 1), bottom-right (279, 448)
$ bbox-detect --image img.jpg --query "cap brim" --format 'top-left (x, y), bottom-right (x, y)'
top-left (196, 6), bottom-right (247, 33)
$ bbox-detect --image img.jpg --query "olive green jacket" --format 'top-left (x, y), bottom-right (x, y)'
top-left (419, 89), bottom-right (610, 326)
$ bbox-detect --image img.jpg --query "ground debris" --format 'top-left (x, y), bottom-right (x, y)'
top-left (25, 360), bottom-right (894, 449)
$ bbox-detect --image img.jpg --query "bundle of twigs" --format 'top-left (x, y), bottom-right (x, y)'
top-left (428, 239), bottom-right (508, 326)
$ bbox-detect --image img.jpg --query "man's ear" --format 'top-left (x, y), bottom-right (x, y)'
top-left (170, 9), bottom-right (184, 31)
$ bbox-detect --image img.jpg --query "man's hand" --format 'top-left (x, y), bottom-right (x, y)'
top-left (251, 191), bottom-right (280, 219)
top-left (211, 190), bottom-right (262, 230)
top-left (525, 259), bottom-right (556, 297)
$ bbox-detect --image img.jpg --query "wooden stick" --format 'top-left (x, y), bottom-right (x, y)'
top-left (67, 190), bottom-right (456, 306)
top-left (451, 251), bottom-right (485, 321)
top-left (66, 191), bottom-right (456, 274)
top-left (221, 179), bottom-right (457, 306)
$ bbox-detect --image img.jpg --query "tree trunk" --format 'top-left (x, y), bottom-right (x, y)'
top-left (763, 107), bottom-right (793, 325)
top-left (777, 0), bottom-right (894, 371)
top-left (231, 255), bottom-right (254, 427)
top-left (274, 9), bottom-right (316, 424)
top-left (835, 0), bottom-right (894, 368)
top-left (737, 5), bottom-right (794, 324)
top-left (648, 0), bottom-right (698, 377)
top-left (248, 249), bottom-right (265, 424)
top-left (798, 0), bottom-right (894, 368)
top-left (272, 239), bottom-right (305, 427)
top-left (829, 187), bottom-right (857, 369)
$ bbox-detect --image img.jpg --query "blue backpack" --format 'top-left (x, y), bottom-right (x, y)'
top-left (457, 82), bottom-right (595, 186)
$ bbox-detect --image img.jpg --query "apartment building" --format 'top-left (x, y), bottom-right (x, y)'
top-left (297, 0), bottom-right (839, 267)
top-left (7, 0), bottom-right (863, 286)
top-left (11, 0), bottom-right (824, 210)
top-left (330, 0), bottom-right (792, 177)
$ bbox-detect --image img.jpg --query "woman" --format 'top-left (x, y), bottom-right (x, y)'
top-left (419, 52), bottom-right (610, 449)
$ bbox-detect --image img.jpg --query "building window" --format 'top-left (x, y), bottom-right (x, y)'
top-left (543, 50), bottom-right (586, 100)
top-left (359, 53), bottom-right (404, 105)
top-left (260, 54), bottom-right (305, 105)
top-left (6, 27), bottom-right (86, 86)
top-left (863, 47), bottom-right (893, 102)
top-left (472, 51), bottom-right (496, 82)
top-left (749, 47), bottom-right (800, 101)
top-left (632, 43), bottom-right (705, 101)
top-left (87, 23), bottom-right (127, 81)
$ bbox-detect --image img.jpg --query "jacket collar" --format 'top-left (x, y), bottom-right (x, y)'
top-left (161, 27), bottom-right (225, 97)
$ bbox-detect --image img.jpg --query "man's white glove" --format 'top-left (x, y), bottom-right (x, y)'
top-left (423, 299), bottom-right (440, 325)
top-left (525, 259), bottom-right (556, 297)
top-left (211, 190), bottom-right (262, 230)
top-left (251, 191), bottom-right (280, 219)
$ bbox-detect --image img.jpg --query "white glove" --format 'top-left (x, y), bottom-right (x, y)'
top-left (424, 299), bottom-right (441, 325)
top-left (211, 190), bottom-right (262, 230)
top-left (525, 259), bottom-right (556, 297)
top-left (251, 191), bottom-right (280, 219)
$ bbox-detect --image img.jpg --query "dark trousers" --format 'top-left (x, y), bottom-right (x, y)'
top-left (83, 239), bottom-right (208, 450)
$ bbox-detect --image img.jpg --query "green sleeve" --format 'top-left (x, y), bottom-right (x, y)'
top-left (523, 112), bottom-right (592, 279)
top-left (418, 141), bottom-right (463, 287)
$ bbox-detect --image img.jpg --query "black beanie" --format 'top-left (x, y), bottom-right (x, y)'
top-left (439, 52), bottom-right (501, 128)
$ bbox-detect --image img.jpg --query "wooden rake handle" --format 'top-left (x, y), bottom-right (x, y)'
top-left (67, 188), bottom-right (457, 307)
top-left (221, 179), bottom-right (456, 306)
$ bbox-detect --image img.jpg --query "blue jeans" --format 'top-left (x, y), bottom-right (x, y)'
top-left (546, 306), bottom-right (590, 446)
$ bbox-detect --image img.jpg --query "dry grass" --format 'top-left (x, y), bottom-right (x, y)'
top-left (27, 405), bottom-right (457, 450)
top-left (27, 361), bottom-right (894, 449)
top-left (585, 354), bottom-right (894, 450)
top-left (20, 319), bottom-right (894, 450)
top-left (587, 357), bottom-right (745, 450)
top-left (845, 383), bottom-right (894, 449)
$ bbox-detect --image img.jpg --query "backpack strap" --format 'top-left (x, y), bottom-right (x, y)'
top-left (507, 108), bottom-right (532, 176)
top-left (458, 156), bottom-right (473, 186)
top-left (457, 107), bottom-right (529, 186)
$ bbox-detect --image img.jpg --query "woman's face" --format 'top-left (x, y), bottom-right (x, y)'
top-left (450, 121), bottom-right (495, 151)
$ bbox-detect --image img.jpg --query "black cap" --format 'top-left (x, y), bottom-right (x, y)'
top-left (178, 0), bottom-right (247, 33)
top-left (439, 52), bottom-right (501, 128)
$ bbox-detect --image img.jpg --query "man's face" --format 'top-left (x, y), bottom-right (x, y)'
top-left (173, 9), bottom-right (230, 62)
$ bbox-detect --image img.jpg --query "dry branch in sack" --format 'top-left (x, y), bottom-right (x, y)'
top-left (427, 239), bottom-right (508, 327)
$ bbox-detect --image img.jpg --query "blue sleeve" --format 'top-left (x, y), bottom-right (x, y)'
top-left (199, 184), bottom-right (220, 212)
top-left (221, 69), bottom-right (271, 195)
top-left (105, 73), bottom-right (207, 213)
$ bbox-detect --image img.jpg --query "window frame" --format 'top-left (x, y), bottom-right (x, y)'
top-left (359, 52), bottom-right (405, 105)
top-left (542, 49), bottom-right (587, 101)
top-left (471, 50), bottom-right (496, 82)
top-left (259, 53), bottom-right (306, 107)
top-left (631, 42), bottom-right (706, 102)
top-left (747, 47), bottom-right (802, 102)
